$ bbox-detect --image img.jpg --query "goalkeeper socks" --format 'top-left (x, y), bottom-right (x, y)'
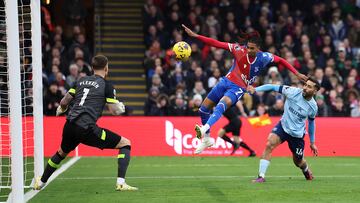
top-left (41, 152), bottom-right (65, 183)
top-left (118, 145), bottom-right (131, 180)
top-left (199, 106), bottom-right (211, 134)
top-left (221, 135), bottom-right (234, 145)
top-left (240, 142), bottom-right (254, 152)
top-left (259, 159), bottom-right (270, 178)
top-left (206, 101), bottom-right (227, 127)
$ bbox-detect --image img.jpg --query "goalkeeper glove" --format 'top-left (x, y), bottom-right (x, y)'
top-left (116, 101), bottom-right (126, 114)
top-left (56, 105), bottom-right (68, 116)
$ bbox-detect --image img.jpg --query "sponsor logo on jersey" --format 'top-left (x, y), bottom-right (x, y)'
top-left (289, 106), bottom-right (306, 120)
top-left (241, 74), bottom-right (257, 85)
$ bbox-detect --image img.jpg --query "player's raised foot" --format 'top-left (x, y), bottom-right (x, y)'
top-left (248, 151), bottom-right (257, 157)
top-left (303, 169), bottom-right (314, 180)
top-left (230, 143), bottom-right (240, 155)
top-left (194, 124), bottom-right (204, 139)
top-left (33, 176), bottom-right (45, 190)
top-left (116, 183), bottom-right (138, 191)
top-left (194, 137), bottom-right (214, 154)
top-left (252, 176), bottom-right (266, 183)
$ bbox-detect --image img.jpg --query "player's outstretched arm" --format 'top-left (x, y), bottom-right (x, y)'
top-left (308, 119), bottom-right (318, 156)
top-left (247, 84), bottom-right (281, 94)
top-left (182, 24), bottom-right (230, 50)
top-left (273, 55), bottom-right (308, 82)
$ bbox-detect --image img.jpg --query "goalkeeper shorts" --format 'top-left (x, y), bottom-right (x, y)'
top-left (61, 121), bottom-right (122, 153)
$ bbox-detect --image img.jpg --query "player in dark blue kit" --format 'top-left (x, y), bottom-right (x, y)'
top-left (182, 24), bottom-right (308, 154)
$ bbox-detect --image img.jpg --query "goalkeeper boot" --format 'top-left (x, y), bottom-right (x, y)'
top-left (303, 169), bottom-right (314, 180)
top-left (116, 183), bottom-right (138, 191)
top-left (33, 176), bottom-right (45, 190)
top-left (194, 137), bottom-right (214, 154)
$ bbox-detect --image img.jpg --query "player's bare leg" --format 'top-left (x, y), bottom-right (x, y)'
top-left (34, 148), bottom-right (68, 190)
top-left (253, 133), bottom-right (281, 183)
top-left (115, 137), bottom-right (138, 191)
top-left (195, 96), bottom-right (232, 154)
top-left (293, 156), bottom-right (313, 180)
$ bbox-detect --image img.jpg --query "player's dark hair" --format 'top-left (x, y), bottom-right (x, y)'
top-left (238, 30), bottom-right (262, 47)
top-left (91, 55), bottom-right (108, 70)
top-left (307, 77), bottom-right (320, 91)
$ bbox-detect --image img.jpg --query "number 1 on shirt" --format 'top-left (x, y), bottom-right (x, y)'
top-left (79, 88), bottom-right (90, 106)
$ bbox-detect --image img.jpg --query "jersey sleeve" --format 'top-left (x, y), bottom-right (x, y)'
top-left (279, 85), bottom-right (301, 99)
top-left (308, 103), bottom-right (318, 120)
top-left (68, 83), bottom-right (77, 97)
top-left (273, 55), bottom-right (298, 74)
top-left (196, 35), bottom-right (231, 50)
top-left (105, 81), bottom-right (119, 104)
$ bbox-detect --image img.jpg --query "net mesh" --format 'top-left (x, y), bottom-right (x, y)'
top-left (0, 0), bottom-right (34, 201)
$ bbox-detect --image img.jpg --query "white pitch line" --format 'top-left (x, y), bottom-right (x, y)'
top-left (56, 175), bottom-right (360, 180)
top-left (24, 156), bottom-right (81, 202)
top-left (74, 163), bottom-right (360, 168)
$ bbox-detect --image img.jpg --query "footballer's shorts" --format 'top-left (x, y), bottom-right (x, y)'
top-left (272, 121), bottom-right (305, 160)
top-left (223, 106), bottom-right (242, 136)
top-left (207, 77), bottom-right (246, 106)
top-left (60, 121), bottom-right (121, 153)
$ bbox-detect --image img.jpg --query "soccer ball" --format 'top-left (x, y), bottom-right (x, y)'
top-left (172, 41), bottom-right (191, 61)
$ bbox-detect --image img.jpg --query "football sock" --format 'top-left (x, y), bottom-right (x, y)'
top-left (221, 135), bottom-right (234, 145)
top-left (199, 106), bottom-right (211, 134)
top-left (259, 159), bottom-right (270, 178)
top-left (240, 142), bottom-right (254, 152)
top-left (41, 152), bottom-right (65, 183)
top-left (118, 145), bottom-right (131, 180)
top-left (300, 163), bottom-right (309, 172)
top-left (206, 101), bottom-right (227, 127)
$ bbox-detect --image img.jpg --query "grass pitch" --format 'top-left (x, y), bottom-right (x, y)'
top-left (30, 156), bottom-right (360, 203)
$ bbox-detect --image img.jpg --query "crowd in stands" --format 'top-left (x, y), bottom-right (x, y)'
top-left (41, 0), bottom-right (92, 115)
top-left (142, 0), bottom-right (360, 117)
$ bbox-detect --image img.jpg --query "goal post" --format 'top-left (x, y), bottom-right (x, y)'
top-left (0, 0), bottom-right (43, 202)
top-left (6, 0), bottom-right (25, 202)
top-left (31, 0), bottom-right (44, 181)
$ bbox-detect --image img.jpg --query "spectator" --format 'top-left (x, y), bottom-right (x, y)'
top-left (66, 64), bottom-right (79, 89)
top-left (44, 82), bottom-right (63, 115)
top-left (268, 99), bottom-right (284, 116)
top-left (188, 94), bottom-right (203, 116)
top-left (169, 93), bottom-right (188, 116)
top-left (144, 87), bottom-right (160, 116)
top-left (189, 81), bottom-right (207, 99)
top-left (330, 96), bottom-right (348, 117)
top-left (328, 9), bottom-right (347, 48)
top-left (316, 94), bottom-right (330, 117)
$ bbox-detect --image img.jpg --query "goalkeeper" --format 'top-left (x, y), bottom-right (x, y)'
top-left (34, 55), bottom-right (138, 191)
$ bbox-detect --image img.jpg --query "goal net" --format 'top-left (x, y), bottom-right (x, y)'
top-left (0, 0), bottom-right (43, 202)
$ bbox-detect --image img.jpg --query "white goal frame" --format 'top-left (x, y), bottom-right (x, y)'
top-left (4, 0), bottom-right (43, 202)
